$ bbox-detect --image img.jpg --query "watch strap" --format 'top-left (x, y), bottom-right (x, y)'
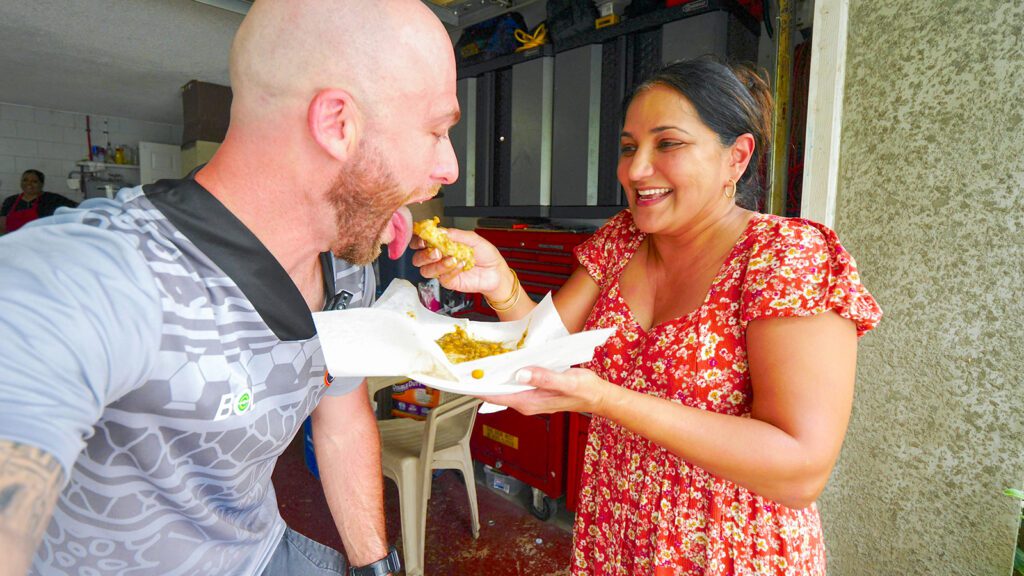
top-left (348, 546), bottom-right (401, 576)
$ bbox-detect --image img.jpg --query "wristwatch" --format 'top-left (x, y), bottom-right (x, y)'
top-left (348, 546), bottom-right (401, 576)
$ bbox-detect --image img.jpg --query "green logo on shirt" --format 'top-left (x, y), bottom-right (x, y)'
top-left (236, 392), bottom-right (251, 413)
top-left (214, 390), bottom-right (255, 421)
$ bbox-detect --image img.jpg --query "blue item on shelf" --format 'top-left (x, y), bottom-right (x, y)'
top-left (454, 12), bottom-right (528, 63)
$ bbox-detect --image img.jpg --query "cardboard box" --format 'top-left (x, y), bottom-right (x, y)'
top-left (181, 80), bottom-right (232, 145)
top-left (391, 380), bottom-right (440, 420)
top-left (391, 380), bottom-right (440, 407)
top-left (391, 403), bottom-right (431, 420)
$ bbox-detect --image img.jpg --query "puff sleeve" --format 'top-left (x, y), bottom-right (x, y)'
top-left (574, 210), bottom-right (642, 288)
top-left (740, 218), bottom-right (882, 337)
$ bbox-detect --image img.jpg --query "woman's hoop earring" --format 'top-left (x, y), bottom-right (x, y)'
top-left (725, 180), bottom-right (737, 199)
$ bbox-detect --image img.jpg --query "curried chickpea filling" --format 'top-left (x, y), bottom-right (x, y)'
top-left (435, 325), bottom-right (526, 364)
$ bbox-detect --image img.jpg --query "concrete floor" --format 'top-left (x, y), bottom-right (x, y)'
top-left (272, 434), bottom-right (575, 575)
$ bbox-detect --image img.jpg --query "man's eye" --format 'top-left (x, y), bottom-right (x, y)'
top-left (619, 144), bottom-right (636, 155)
top-left (658, 140), bottom-right (682, 149)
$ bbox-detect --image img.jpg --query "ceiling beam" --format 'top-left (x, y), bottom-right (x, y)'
top-left (190, 0), bottom-right (545, 31)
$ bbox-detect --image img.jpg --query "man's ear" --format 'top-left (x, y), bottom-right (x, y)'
top-left (308, 88), bottom-right (361, 162)
top-left (729, 133), bottom-right (756, 181)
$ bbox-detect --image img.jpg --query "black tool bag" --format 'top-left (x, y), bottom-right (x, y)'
top-left (547, 0), bottom-right (599, 45)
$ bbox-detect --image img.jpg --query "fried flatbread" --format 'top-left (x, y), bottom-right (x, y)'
top-left (413, 217), bottom-right (475, 271)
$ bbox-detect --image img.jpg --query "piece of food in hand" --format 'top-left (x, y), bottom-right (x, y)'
top-left (436, 325), bottom-right (523, 364)
top-left (413, 217), bottom-right (475, 271)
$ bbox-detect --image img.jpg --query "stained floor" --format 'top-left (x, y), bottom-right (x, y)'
top-left (272, 434), bottom-right (573, 575)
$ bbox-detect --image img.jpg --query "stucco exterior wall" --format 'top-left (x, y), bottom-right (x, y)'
top-left (818, 1), bottom-right (1024, 574)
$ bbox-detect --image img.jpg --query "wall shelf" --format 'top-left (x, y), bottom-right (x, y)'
top-left (76, 161), bottom-right (139, 171)
top-left (549, 205), bottom-right (625, 219)
top-left (556, 0), bottom-right (759, 53)
top-left (458, 44), bottom-right (554, 80)
top-left (456, 0), bottom-right (759, 79)
top-left (445, 204), bottom-right (625, 219)
top-left (446, 205), bottom-right (550, 218)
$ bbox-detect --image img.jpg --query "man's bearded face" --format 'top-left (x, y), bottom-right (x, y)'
top-left (327, 139), bottom-right (435, 265)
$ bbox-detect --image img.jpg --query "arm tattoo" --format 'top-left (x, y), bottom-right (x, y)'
top-left (0, 440), bottom-right (64, 573)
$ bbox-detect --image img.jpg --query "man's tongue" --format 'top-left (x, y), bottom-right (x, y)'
top-left (385, 206), bottom-right (413, 260)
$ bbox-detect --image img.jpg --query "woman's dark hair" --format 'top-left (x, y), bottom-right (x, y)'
top-left (624, 57), bottom-right (773, 210)
top-left (22, 169), bottom-right (45, 186)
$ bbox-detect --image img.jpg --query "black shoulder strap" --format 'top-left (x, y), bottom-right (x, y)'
top-left (320, 252), bottom-right (337, 311)
top-left (143, 176), bottom-right (320, 340)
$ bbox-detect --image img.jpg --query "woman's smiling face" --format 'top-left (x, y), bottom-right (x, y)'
top-left (20, 172), bottom-right (42, 196)
top-left (617, 84), bottom-right (735, 236)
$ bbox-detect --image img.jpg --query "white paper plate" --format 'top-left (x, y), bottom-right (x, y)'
top-left (407, 326), bottom-right (615, 395)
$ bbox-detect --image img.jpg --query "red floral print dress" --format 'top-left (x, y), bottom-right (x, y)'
top-left (571, 211), bottom-right (882, 575)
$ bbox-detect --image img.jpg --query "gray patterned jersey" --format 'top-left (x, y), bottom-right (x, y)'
top-left (7, 182), bottom-right (373, 575)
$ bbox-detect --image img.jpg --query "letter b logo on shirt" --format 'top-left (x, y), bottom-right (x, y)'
top-left (214, 390), bottom-right (255, 421)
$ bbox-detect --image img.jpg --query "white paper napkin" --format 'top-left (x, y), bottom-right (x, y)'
top-left (312, 279), bottom-right (615, 397)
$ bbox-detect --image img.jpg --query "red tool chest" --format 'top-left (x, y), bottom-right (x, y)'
top-left (466, 227), bottom-right (591, 517)
top-left (464, 227), bottom-right (591, 316)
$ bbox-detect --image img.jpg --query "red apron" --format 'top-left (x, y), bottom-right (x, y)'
top-left (6, 193), bottom-right (41, 232)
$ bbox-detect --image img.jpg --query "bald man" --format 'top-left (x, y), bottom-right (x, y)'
top-left (0, 1), bottom-right (459, 575)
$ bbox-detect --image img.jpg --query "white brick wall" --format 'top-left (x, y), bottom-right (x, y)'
top-left (0, 102), bottom-right (182, 203)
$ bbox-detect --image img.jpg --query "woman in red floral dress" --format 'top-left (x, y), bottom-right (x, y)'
top-left (414, 58), bottom-right (881, 575)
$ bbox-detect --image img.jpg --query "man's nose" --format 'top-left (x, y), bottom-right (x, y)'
top-left (433, 138), bottom-right (459, 186)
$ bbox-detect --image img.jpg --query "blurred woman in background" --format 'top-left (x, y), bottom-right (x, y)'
top-left (1, 169), bottom-right (77, 234)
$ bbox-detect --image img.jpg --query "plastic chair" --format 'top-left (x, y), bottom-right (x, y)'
top-left (370, 378), bottom-right (482, 576)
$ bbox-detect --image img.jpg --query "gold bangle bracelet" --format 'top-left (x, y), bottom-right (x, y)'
top-left (485, 269), bottom-right (522, 312)
top-left (488, 283), bottom-right (521, 312)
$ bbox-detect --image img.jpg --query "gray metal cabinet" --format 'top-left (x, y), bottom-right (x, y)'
top-left (445, 77), bottom-right (476, 208)
top-left (446, 3), bottom-right (758, 218)
top-left (551, 44), bottom-right (603, 208)
top-left (446, 77), bottom-right (477, 207)
top-left (662, 11), bottom-right (756, 64)
top-left (508, 56), bottom-right (554, 207)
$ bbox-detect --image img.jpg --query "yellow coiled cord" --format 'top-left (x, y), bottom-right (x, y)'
top-left (514, 23), bottom-right (548, 52)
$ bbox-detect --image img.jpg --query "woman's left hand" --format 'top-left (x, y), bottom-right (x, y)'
top-left (478, 367), bottom-right (615, 416)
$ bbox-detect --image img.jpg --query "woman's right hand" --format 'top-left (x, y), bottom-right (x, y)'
top-left (410, 227), bottom-right (511, 299)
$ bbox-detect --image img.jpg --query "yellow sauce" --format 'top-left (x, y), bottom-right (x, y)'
top-left (435, 325), bottom-right (526, 364)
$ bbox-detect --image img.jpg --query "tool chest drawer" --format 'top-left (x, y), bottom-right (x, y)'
top-left (467, 228), bottom-right (592, 317)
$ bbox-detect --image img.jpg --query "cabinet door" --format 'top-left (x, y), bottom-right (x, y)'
top-left (662, 11), bottom-right (757, 64)
top-left (139, 141), bottom-right (182, 185)
top-left (552, 44), bottom-right (602, 208)
top-left (508, 56), bottom-right (554, 207)
top-left (547, 36), bottom-right (637, 217)
top-left (470, 409), bottom-right (568, 498)
top-left (444, 77), bottom-right (476, 208)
